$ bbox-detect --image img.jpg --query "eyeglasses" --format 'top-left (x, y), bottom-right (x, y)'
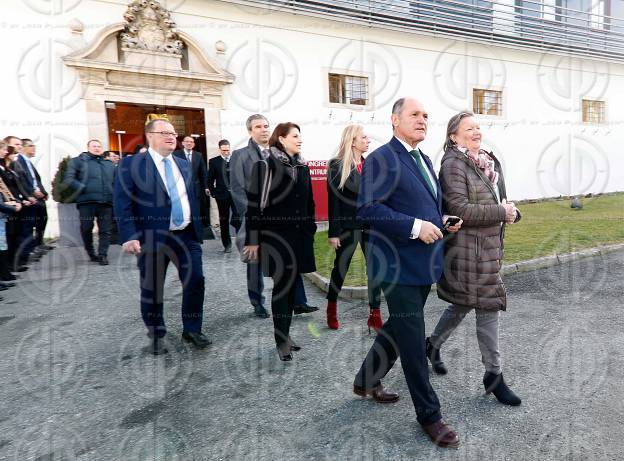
top-left (148, 131), bottom-right (178, 137)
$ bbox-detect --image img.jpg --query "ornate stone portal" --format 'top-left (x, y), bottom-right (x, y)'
top-left (63, 0), bottom-right (234, 143)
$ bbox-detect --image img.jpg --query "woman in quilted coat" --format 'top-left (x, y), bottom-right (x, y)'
top-left (426, 111), bottom-right (522, 406)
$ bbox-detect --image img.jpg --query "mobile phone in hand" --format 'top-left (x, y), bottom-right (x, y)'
top-left (444, 216), bottom-right (461, 229)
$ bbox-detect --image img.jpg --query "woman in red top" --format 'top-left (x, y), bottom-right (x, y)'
top-left (326, 124), bottom-right (383, 332)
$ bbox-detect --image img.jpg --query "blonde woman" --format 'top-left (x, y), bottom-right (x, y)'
top-left (326, 124), bottom-right (383, 332)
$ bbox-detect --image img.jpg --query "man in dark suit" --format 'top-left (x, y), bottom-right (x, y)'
top-left (114, 120), bottom-right (211, 355)
top-left (208, 139), bottom-right (233, 252)
top-left (14, 138), bottom-right (50, 263)
top-left (353, 97), bottom-right (463, 448)
top-left (173, 135), bottom-right (214, 240)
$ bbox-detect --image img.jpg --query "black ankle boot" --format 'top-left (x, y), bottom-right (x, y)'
top-left (483, 372), bottom-right (521, 406)
top-left (426, 337), bottom-right (447, 375)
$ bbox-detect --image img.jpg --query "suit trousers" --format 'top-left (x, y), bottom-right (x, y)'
top-left (354, 282), bottom-right (442, 426)
top-left (215, 196), bottom-right (233, 249)
top-left (34, 201), bottom-right (47, 246)
top-left (137, 227), bottom-right (205, 338)
top-left (327, 228), bottom-right (381, 307)
top-left (77, 203), bottom-right (112, 257)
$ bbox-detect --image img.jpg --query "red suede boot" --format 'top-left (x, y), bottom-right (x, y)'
top-left (367, 308), bottom-right (384, 334)
top-left (327, 301), bottom-right (339, 329)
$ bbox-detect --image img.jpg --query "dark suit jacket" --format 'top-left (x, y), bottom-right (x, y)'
top-left (327, 158), bottom-right (365, 238)
top-left (172, 149), bottom-right (209, 200)
top-left (357, 136), bottom-right (444, 286)
top-left (207, 155), bottom-right (231, 200)
top-left (229, 139), bottom-right (264, 217)
top-left (113, 152), bottom-right (203, 251)
top-left (16, 154), bottom-right (48, 197)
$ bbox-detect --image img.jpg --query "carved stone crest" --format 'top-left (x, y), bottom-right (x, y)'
top-left (120, 0), bottom-right (183, 56)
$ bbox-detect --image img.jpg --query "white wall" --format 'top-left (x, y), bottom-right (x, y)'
top-left (1, 0), bottom-right (622, 236)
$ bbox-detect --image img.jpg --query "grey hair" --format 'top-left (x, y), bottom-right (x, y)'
top-left (391, 98), bottom-right (405, 117)
top-left (245, 114), bottom-right (269, 131)
top-left (444, 111), bottom-right (475, 151)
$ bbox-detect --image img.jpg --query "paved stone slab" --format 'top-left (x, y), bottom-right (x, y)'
top-left (0, 241), bottom-right (622, 460)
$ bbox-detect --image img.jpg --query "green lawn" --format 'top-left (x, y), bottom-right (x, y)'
top-left (314, 193), bottom-right (624, 286)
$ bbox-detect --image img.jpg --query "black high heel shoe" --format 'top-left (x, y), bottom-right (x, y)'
top-left (276, 344), bottom-right (293, 361)
top-left (287, 336), bottom-right (301, 351)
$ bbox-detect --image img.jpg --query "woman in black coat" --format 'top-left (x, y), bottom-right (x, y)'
top-left (0, 145), bottom-right (33, 274)
top-left (243, 122), bottom-right (316, 361)
top-left (326, 124), bottom-right (383, 332)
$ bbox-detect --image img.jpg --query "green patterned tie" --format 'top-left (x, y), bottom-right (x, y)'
top-left (409, 149), bottom-right (436, 197)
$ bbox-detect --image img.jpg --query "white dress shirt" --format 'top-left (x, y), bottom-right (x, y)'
top-left (393, 137), bottom-right (438, 240)
top-left (148, 148), bottom-right (191, 230)
top-left (19, 153), bottom-right (39, 191)
top-left (184, 149), bottom-right (193, 162)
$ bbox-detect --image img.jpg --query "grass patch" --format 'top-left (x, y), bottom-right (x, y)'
top-left (314, 193), bottom-right (624, 286)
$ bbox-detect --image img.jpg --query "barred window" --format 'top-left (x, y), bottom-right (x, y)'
top-left (328, 73), bottom-right (368, 106)
top-left (582, 99), bottom-right (606, 123)
top-left (473, 89), bottom-right (503, 116)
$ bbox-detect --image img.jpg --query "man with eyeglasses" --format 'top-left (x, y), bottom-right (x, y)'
top-left (114, 120), bottom-right (211, 355)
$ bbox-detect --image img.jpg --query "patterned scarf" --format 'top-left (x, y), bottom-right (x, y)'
top-left (458, 146), bottom-right (499, 185)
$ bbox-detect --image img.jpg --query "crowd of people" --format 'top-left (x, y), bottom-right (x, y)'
top-left (0, 136), bottom-right (54, 298)
top-left (1, 95), bottom-right (524, 449)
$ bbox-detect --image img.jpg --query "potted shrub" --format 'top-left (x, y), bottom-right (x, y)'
top-left (51, 156), bottom-right (81, 247)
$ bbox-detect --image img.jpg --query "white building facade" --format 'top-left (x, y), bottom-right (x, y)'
top-left (1, 0), bottom-right (622, 236)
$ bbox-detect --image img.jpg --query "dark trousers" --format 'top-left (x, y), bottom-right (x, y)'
top-left (6, 217), bottom-right (20, 268)
top-left (293, 274), bottom-right (307, 306)
top-left (0, 250), bottom-right (12, 278)
top-left (215, 196), bottom-right (233, 249)
top-left (270, 269), bottom-right (298, 346)
top-left (247, 260), bottom-right (265, 307)
top-left (327, 228), bottom-right (381, 307)
top-left (137, 227), bottom-right (205, 338)
top-left (34, 201), bottom-right (47, 246)
top-left (77, 203), bottom-right (113, 257)
top-left (354, 282), bottom-right (442, 426)
top-left (247, 264), bottom-right (306, 309)
top-left (17, 206), bottom-right (37, 263)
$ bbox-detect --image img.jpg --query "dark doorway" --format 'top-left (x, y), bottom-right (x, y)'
top-left (105, 101), bottom-right (207, 160)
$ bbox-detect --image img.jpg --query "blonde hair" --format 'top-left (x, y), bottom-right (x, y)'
top-left (334, 124), bottom-right (364, 190)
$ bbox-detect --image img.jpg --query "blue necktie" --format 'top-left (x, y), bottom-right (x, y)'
top-left (163, 157), bottom-right (184, 226)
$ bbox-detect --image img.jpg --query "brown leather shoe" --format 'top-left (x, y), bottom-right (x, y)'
top-left (422, 419), bottom-right (460, 449)
top-left (353, 384), bottom-right (400, 403)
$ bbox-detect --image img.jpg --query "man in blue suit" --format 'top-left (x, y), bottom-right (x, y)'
top-left (352, 97), bottom-right (463, 448)
top-left (114, 119), bottom-right (211, 355)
